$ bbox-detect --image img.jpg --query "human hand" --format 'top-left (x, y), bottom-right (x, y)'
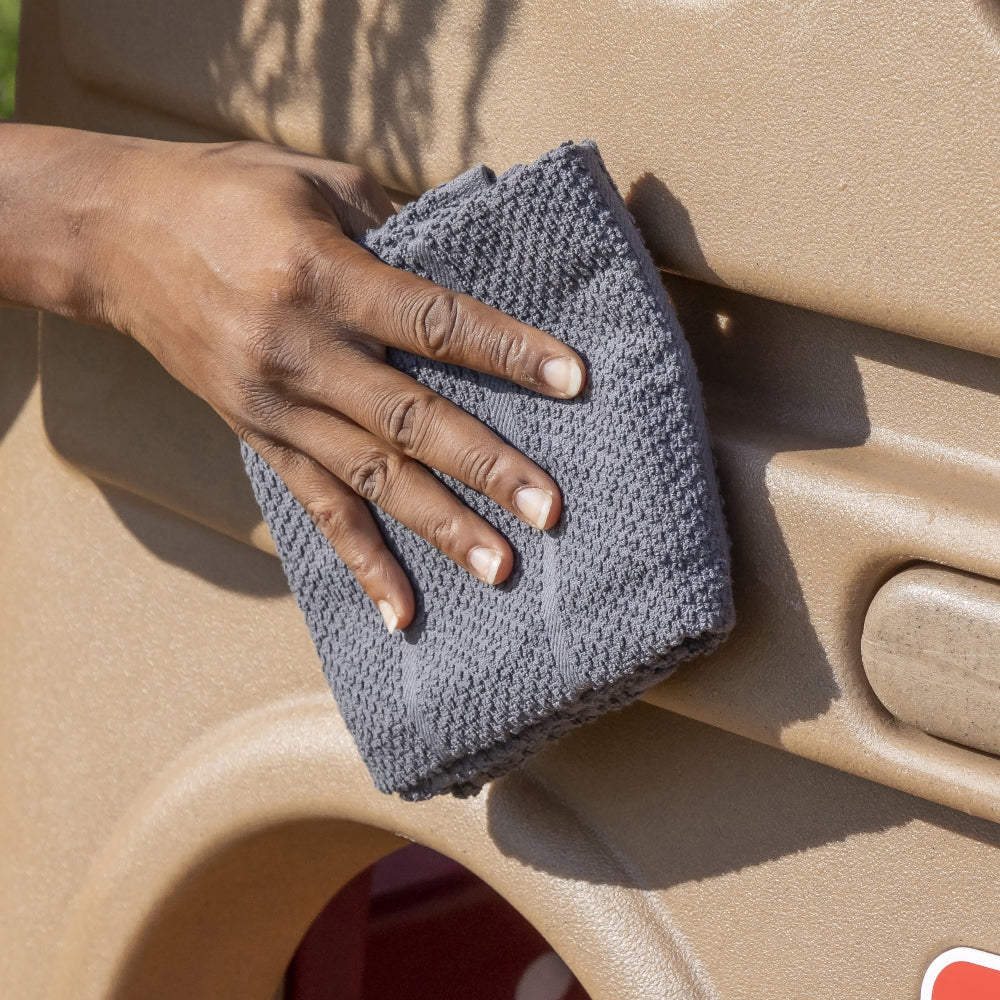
top-left (75, 137), bottom-right (585, 631)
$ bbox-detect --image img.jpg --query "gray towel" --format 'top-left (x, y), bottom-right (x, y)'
top-left (242, 140), bottom-right (735, 800)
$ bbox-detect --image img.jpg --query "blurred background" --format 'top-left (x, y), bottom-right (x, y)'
top-left (1, 0), bottom-right (19, 118)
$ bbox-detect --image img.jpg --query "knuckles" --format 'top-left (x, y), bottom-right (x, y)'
top-left (413, 292), bottom-right (462, 357)
top-left (425, 512), bottom-right (460, 553)
top-left (486, 326), bottom-right (528, 379)
top-left (347, 451), bottom-right (393, 503)
top-left (381, 392), bottom-right (436, 452)
top-left (272, 243), bottom-right (333, 311)
top-left (338, 164), bottom-right (387, 207)
top-left (231, 378), bottom-right (294, 429)
top-left (242, 324), bottom-right (304, 385)
top-left (303, 501), bottom-right (379, 581)
top-left (410, 291), bottom-right (532, 382)
top-left (459, 448), bottom-right (503, 496)
top-left (225, 319), bottom-right (308, 431)
top-left (304, 500), bottom-right (342, 541)
top-left (338, 544), bottom-right (381, 582)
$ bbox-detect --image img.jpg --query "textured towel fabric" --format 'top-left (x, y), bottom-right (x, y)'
top-left (242, 140), bottom-right (735, 800)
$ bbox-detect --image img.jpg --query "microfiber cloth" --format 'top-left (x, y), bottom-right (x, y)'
top-left (242, 140), bottom-right (735, 800)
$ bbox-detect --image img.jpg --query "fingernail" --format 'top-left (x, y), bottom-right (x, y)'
top-left (540, 356), bottom-right (584, 397)
top-left (377, 600), bottom-right (400, 632)
top-left (514, 486), bottom-right (553, 530)
top-left (469, 546), bottom-right (503, 585)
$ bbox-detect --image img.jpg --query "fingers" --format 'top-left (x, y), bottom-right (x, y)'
top-left (318, 357), bottom-right (562, 531)
top-left (268, 404), bottom-right (516, 586)
top-left (252, 439), bottom-right (416, 631)
top-left (221, 158), bottom-right (585, 626)
top-left (334, 242), bottom-right (587, 398)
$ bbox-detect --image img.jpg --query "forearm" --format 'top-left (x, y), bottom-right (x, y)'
top-left (0, 123), bottom-right (138, 321)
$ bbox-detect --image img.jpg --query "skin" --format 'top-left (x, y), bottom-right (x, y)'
top-left (0, 124), bottom-right (586, 631)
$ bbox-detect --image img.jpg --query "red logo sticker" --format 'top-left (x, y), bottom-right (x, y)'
top-left (922, 948), bottom-right (1000, 1000)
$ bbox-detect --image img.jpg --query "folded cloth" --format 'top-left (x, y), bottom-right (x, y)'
top-left (242, 139), bottom-right (735, 801)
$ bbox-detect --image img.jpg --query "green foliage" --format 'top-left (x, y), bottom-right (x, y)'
top-left (0, 0), bottom-right (19, 119)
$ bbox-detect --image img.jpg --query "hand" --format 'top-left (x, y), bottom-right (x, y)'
top-left (63, 135), bottom-right (585, 631)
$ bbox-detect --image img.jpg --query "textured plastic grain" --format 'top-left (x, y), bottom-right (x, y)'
top-left (9, 0), bottom-right (1000, 997)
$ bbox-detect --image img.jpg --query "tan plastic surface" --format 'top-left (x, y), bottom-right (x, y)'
top-left (8, 0), bottom-right (1000, 997)
top-left (5, 357), bottom-right (1000, 997)
top-left (863, 564), bottom-right (1000, 758)
top-left (39, 268), bottom-right (1000, 827)
top-left (647, 278), bottom-right (1000, 823)
top-left (54, 0), bottom-right (1000, 360)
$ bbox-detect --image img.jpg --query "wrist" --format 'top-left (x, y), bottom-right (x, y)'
top-left (0, 124), bottom-right (152, 325)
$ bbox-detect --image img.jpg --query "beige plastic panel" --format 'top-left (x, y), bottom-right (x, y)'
top-left (52, 0), bottom-right (1000, 359)
top-left (5, 333), bottom-right (1000, 997)
top-left (22, 0), bottom-right (1000, 827)
top-left (36, 265), bottom-right (1000, 826)
top-left (863, 564), bottom-right (1000, 758)
top-left (646, 278), bottom-right (1000, 824)
top-left (39, 315), bottom-right (276, 551)
top-left (10, 0), bottom-right (1000, 997)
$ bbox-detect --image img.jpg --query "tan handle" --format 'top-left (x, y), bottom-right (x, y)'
top-left (863, 563), bottom-right (1000, 757)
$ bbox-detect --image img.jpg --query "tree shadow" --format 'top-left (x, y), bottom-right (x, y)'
top-left (486, 703), bottom-right (1000, 890)
top-left (364, 0), bottom-right (448, 188)
top-left (0, 308), bottom-right (38, 446)
top-left (480, 176), bottom-right (889, 890)
top-left (456, 1), bottom-right (520, 168)
top-left (97, 481), bottom-right (291, 597)
top-left (626, 173), bottom-right (863, 733)
top-left (161, 0), bottom-right (523, 188)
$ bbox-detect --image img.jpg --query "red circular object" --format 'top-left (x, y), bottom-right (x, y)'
top-left (932, 961), bottom-right (1000, 1000)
